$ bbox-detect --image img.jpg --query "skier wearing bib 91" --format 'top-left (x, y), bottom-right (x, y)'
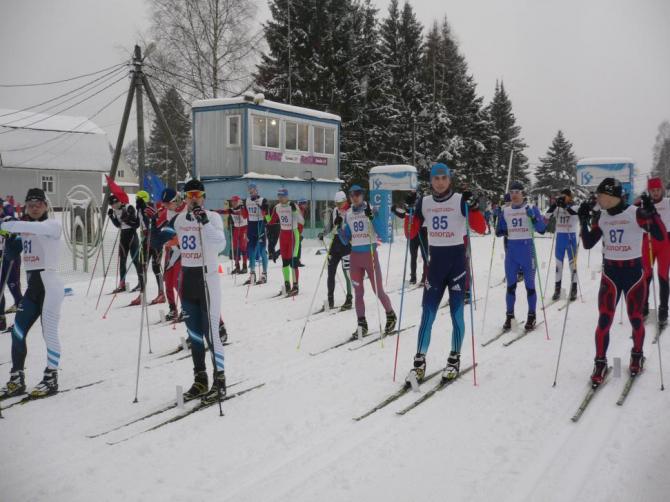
top-left (0, 188), bottom-right (65, 399)
top-left (579, 177), bottom-right (666, 386)
top-left (162, 179), bottom-right (228, 403)
top-left (545, 188), bottom-right (580, 302)
top-left (403, 163), bottom-right (487, 383)
top-left (341, 185), bottom-right (397, 339)
top-left (495, 181), bottom-right (547, 332)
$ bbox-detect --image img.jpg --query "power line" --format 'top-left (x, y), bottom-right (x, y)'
top-left (0, 62), bottom-right (126, 88)
top-left (0, 66), bottom-right (128, 120)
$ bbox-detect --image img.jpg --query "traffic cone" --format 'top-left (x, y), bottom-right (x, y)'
top-left (218, 264), bottom-right (224, 274)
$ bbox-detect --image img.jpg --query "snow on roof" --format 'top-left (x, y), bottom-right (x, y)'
top-left (0, 109), bottom-right (111, 172)
top-left (369, 164), bottom-right (417, 174)
top-left (577, 157), bottom-right (635, 165)
top-left (241, 172), bottom-right (342, 183)
top-left (192, 95), bottom-right (341, 122)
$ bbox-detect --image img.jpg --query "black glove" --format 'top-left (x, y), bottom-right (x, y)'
top-left (405, 191), bottom-right (417, 206)
top-left (577, 201), bottom-right (592, 221)
top-left (317, 232), bottom-right (324, 241)
top-left (107, 208), bottom-right (114, 218)
top-left (364, 205), bottom-right (374, 221)
top-left (290, 201), bottom-right (297, 211)
top-left (333, 214), bottom-right (343, 226)
top-left (640, 193), bottom-right (657, 215)
top-left (192, 205), bottom-right (209, 225)
top-left (462, 191), bottom-right (478, 210)
top-left (547, 203), bottom-right (557, 213)
top-left (120, 205), bottom-right (134, 224)
top-left (556, 196), bottom-right (567, 209)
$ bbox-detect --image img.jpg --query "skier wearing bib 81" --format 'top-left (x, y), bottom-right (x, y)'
top-left (495, 181), bottom-right (547, 332)
top-left (403, 163), bottom-right (487, 383)
top-left (0, 188), bottom-right (65, 398)
top-left (579, 177), bottom-right (666, 386)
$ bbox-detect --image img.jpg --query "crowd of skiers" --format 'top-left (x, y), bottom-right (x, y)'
top-left (1, 166), bottom-right (669, 402)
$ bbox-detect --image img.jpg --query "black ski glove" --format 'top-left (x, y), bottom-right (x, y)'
top-left (462, 191), bottom-right (478, 210)
top-left (556, 196), bottom-right (567, 209)
top-left (640, 193), bottom-right (657, 215)
top-left (107, 208), bottom-right (114, 218)
top-left (405, 191), bottom-right (417, 206)
top-left (192, 206), bottom-right (209, 225)
top-left (333, 214), bottom-right (343, 226)
top-left (577, 201), bottom-right (592, 222)
top-left (290, 201), bottom-right (297, 211)
top-left (364, 205), bottom-right (374, 221)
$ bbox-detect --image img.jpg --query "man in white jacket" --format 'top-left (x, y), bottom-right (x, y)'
top-left (0, 188), bottom-right (64, 398)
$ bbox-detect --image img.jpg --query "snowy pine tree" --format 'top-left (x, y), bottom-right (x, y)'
top-left (145, 87), bottom-right (191, 188)
top-left (533, 130), bottom-right (578, 196)
top-left (651, 121), bottom-right (670, 185)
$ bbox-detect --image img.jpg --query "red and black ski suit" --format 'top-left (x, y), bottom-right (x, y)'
top-left (581, 201), bottom-right (666, 359)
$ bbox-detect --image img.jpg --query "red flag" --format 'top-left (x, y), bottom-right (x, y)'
top-left (105, 175), bottom-right (129, 205)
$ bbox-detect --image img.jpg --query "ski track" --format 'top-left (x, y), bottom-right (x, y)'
top-left (2, 236), bottom-right (670, 501)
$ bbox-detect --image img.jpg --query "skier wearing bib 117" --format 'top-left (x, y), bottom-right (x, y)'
top-left (579, 177), bottom-right (666, 386)
top-left (244, 183), bottom-right (269, 285)
top-left (403, 164), bottom-right (486, 383)
top-left (495, 181), bottom-right (547, 332)
top-left (340, 185), bottom-right (397, 338)
top-left (544, 188), bottom-right (579, 301)
top-left (0, 188), bottom-right (65, 398)
top-left (163, 179), bottom-right (228, 403)
top-left (639, 177), bottom-right (670, 324)
top-left (266, 188), bottom-right (303, 296)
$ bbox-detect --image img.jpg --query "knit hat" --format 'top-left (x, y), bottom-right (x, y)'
top-left (184, 179), bottom-right (205, 193)
top-left (277, 188), bottom-right (289, 197)
top-left (430, 163), bottom-right (451, 178)
top-left (509, 181), bottom-right (524, 192)
top-left (334, 191), bottom-right (347, 203)
top-left (161, 188), bottom-right (177, 203)
top-left (136, 190), bottom-right (150, 203)
top-left (25, 188), bottom-right (47, 203)
top-left (596, 177), bottom-right (622, 198)
top-left (648, 177), bottom-right (663, 190)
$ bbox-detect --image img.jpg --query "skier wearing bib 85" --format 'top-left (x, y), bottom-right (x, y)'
top-left (545, 188), bottom-right (579, 301)
top-left (163, 179), bottom-right (228, 403)
top-left (579, 177), bottom-right (666, 386)
top-left (495, 181), bottom-right (547, 332)
top-left (404, 163), bottom-right (486, 383)
top-left (0, 188), bottom-right (64, 398)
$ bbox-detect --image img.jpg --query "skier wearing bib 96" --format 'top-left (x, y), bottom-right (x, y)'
top-left (266, 188), bottom-right (303, 296)
top-left (579, 177), bottom-right (666, 386)
top-left (404, 163), bottom-right (487, 383)
top-left (163, 179), bottom-right (228, 403)
top-left (496, 181), bottom-right (547, 332)
top-left (0, 188), bottom-right (65, 398)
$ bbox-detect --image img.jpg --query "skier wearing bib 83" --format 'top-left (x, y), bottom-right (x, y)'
top-left (162, 179), bottom-right (228, 403)
top-left (0, 188), bottom-right (64, 398)
top-left (495, 181), bottom-right (547, 332)
top-left (404, 164), bottom-right (487, 383)
top-left (579, 178), bottom-right (667, 386)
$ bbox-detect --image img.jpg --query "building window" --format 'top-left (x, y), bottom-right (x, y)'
top-left (117, 169), bottom-right (125, 178)
top-left (285, 121), bottom-right (309, 152)
top-left (252, 115), bottom-right (280, 149)
top-left (314, 126), bottom-right (335, 155)
top-left (41, 175), bottom-right (54, 193)
top-left (227, 115), bottom-right (241, 147)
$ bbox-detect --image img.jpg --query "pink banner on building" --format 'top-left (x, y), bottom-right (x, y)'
top-left (264, 151), bottom-right (328, 165)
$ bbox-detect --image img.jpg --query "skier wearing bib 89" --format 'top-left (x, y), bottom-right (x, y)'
top-left (341, 185), bottom-right (397, 338)
top-left (266, 188), bottom-right (303, 296)
top-left (404, 164), bottom-right (486, 383)
top-left (163, 179), bottom-right (228, 403)
top-left (495, 181), bottom-right (547, 332)
top-left (579, 178), bottom-right (666, 386)
top-left (0, 188), bottom-right (64, 398)
top-left (545, 188), bottom-right (579, 301)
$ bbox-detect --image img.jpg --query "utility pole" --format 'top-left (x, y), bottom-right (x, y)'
top-left (134, 45), bottom-right (146, 191)
top-left (411, 115), bottom-right (416, 166)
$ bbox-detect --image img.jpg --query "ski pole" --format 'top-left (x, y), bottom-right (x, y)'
top-left (385, 214), bottom-right (394, 288)
top-left (466, 232), bottom-right (477, 310)
top-left (143, 220), bottom-right (153, 354)
top-left (96, 228), bottom-right (120, 310)
top-left (296, 232), bottom-right (335, 350)
top-left (528, 216), bottom-right (551, 341)
top-left (367, 215), bottom-right (385, 347)
top-left (86, 216), bottom-right (110, 296)
top-left (552, 253), bottom-right (577, 386)
top-left (646, 223), bottom-right (665, 390)
top-left (479, 224), bottom-right (498, 340)
top-left (196, 220), bottom-right (225, 416)
top-left (392, 209), bottom-right (413, 382)
top-left (543, 210), bottom-right (557, 298)
top-left (465, 204), bottom-right (478, 386)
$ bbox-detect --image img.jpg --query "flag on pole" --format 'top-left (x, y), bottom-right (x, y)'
top-left (105, 175), bottom-right (129, 204)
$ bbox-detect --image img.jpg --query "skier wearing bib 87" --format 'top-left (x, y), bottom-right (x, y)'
top-left (404, 164), bottom-right (486, 383)
top-left (496, 181), bottom-right (547, 332)
top-left (579, 177), bottom-right (666, 386)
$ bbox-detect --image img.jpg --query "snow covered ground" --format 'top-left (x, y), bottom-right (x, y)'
top-left (2, 233), bottom-right (670, 502)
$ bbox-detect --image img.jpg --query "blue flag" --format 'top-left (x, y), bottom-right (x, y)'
top-left (143, 172), bottom-right (165, 202)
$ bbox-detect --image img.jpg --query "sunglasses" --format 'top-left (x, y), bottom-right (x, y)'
top-left (185, 190), bottom-right (205, 199)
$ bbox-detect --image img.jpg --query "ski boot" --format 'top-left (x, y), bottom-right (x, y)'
top-left (524, 313), bottom-right (537, 331)
top-left (552, 281), bottom-right (562, 301)
top-left (405, 353), bottom-right (426, 386)
top-left (409, 275), bottom-right (417, 285)
top-left (351, 317), bottom-right (368, 340)
top-left (231, 264), bottom-right (241, 275)
top-left (178, 310), bottom-right (186, 323)
top-left (659, 305), bottom-right (668, 327)
top-left (131, 283), bottom-right (141, 293)
top-left (150, 292), bottom-right (166, 305)
top-left (256, 272), bottom-right (267, 285)
top-left (30, 368), bottom-right (58, 398)
top-left (183, 371), bottom-right (208, 401)
top-left (243, 272), bottom-right (256, 286)
top-left (219, 321), bottom-right (228, 344)
top-left (629, 350), bottom-right (644, 376)
top-left (569, 282), bottom-right (578, 302)
top-left (165, 304), bottom-right (178, 322)
top-left (129, 294), bottom-right (142, 307)
top-left (288, 283), bottom-right (299, 297)
top-left (0, 315), bottom-right (6, 332)
top-left (442, 351), bottom-right (461, 381)
top-left (241, 264), bottom-right (248, 274)
top-left (339, 294), bottom-right (353, 311)
top-left (385, 310), bottom-right (397, 334)
top-left (502, 313), bottom-right (514, 332)
top-left (0, 370), bottom-right (26, 399)
top-left (110, 281), bottom-right (127, 294)
top-left (327, 296), bottom-right (335, 310)
top-left (202, 370), bottom-right (227, 404)
top-left (590, 357), bottom-right (608, 387)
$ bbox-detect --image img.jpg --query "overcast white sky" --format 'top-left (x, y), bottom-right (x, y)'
top-left (1, 0), bottom-right (668, 182)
